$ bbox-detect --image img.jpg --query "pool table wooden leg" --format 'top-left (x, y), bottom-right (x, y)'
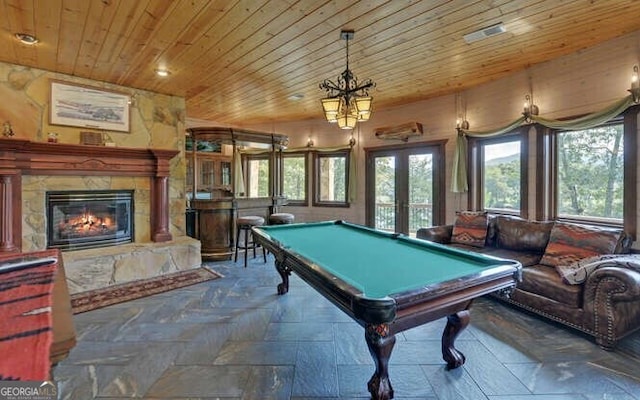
top-left (274, 258), bottom-right (290, 295)
top-left (442, 310), bottom-right (470, 370)
top-left (365, 323), bottom-right (396, 400)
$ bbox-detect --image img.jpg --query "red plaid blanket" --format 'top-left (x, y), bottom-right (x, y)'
top-left (0, 254), bottom-right (57, 381)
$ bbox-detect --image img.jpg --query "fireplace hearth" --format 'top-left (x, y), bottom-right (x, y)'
top-left (47, 190), bottom-right (134, 251)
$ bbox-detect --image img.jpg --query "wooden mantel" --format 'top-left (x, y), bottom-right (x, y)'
top-left (0, 138), bottom-right (179, 254)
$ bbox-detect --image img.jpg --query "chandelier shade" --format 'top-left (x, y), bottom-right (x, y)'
top-left (319, 30), bottom-right (375, 130)
top-left (336, 112), bottom-right (358, 130)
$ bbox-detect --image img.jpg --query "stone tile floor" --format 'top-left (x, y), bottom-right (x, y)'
top-left (53, 255), bottom-right (640, 399)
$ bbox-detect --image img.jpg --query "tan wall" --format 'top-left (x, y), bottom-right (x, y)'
top-left (0, 62), bottom-right (188, 250)
top-left (242, 30), bottom-right (640, 230)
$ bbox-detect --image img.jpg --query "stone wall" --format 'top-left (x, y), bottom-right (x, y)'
top-left (63, 237), bottom-right (201, 295)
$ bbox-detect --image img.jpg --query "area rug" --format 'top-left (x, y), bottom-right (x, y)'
top-left (70, 267), bottom-right (222, 314)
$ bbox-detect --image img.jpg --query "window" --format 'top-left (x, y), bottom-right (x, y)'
top-left (313, 150), bottom-right (350, 207)
top-left (469, 131), bottom-right (528, 217)
top-left (555, 122), bottom-right (624, 223)
top-left (537, 107), bottom-right (638, 236)
top-left (282, 152), bottom-right (308, 205)
top-left (244, 154), bottom-right (270, 197)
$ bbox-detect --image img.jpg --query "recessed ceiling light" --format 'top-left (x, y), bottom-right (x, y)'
top-left (288, 93), bottom-right (304, 101)
top-left (15, 33), bottom-right (39, 45)
top-left (155, 68), bottom-right (171, 77)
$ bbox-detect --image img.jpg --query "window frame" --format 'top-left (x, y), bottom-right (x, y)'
top-left (468, 128), bottom-right (529, 219)
top-left (281, 151), bottom-right (309, 206)
top-left (312, 149), bottom-right (351, 208)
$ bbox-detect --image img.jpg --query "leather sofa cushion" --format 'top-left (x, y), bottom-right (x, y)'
top-left (446, 245), bottom-right (542, 267)
top-left (495, 216), bottom-right (553, 253)
top-left (482, 248), bottom-right (543, 267)
top-left (451, 211), bottom-right (488, 248)
top-left (540, 222), bottom-right (622, 267)
top-left (517, 264), bottom-right (583, 308)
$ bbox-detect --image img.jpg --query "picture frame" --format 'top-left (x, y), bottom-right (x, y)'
top-left (50, 80), bottom-right (131, 132)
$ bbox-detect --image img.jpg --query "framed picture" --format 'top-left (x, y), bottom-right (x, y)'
top-left (50, 80), bottom-right (131, 132)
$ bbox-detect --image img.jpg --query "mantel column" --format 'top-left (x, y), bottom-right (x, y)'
top-left (151, 176), bottom-right (172, 242)
top-left (149, 151), bottom-right (177, 243)
top-left (0, 171), bottom-right (20, 253)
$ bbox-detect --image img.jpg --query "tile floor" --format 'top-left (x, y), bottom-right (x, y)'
top-left (53, 255), bottom-right (640, 399)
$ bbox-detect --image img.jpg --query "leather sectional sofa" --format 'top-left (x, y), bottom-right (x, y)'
top-left (417, 213), bottom-right (640, 349)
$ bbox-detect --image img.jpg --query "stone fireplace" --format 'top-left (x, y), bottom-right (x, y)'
top-left (0, 138), bottom-right (201, 294)
top-left (46, 190), bottom-right (134, 251)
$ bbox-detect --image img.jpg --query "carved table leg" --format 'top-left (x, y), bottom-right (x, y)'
top-left (442, 310), bottom-right (470, 370)
top-left (365, 323), bottom-right (396, 400)
top-left (274, 258), bottom-right (290, 295)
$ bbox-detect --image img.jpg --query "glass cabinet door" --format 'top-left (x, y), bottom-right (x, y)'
top-left (186, 153), bottom-right (232, 198)
top-left (200, 159), bottom-right (215, 189)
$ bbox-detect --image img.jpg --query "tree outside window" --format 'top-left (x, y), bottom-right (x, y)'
top-left (483, 140), bottom-right (521, 212)
top-left (246, 156), bottom-right (270, 197)
top-left (557, 124), bottom-right (624, 222)
top-left (313, 150), bottom-right (349, 207)
top-left (282, 153), bottom-right (307, 205)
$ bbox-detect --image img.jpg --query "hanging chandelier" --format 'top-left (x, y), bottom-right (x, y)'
top-left (319, 29), bottom-right (376, 130)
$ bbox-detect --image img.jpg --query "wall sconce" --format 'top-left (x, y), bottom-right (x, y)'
top-left (629, 65), bottom-right (640, 103)
top-left (348, 134), bottom-right (356, 147)
top-left (456, 118), bottom-right (469, 130)
top-left (306, 137), bottom-right (314, 147)
top-left (523, 94), bottom-right (539, 121)
top-left (2, 121), bottom-right (14, 137)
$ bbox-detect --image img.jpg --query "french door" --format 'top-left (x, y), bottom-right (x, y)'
top-left (365, 142), bottom-right (445, 236)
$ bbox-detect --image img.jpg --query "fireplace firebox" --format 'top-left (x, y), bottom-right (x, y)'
top-left (46, 190), bottom-right (134, 251)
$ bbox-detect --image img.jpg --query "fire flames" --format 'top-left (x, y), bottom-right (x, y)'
top-left (57, 211), bottom-right (116, 238)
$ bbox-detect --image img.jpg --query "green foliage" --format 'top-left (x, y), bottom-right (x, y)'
top-left (557, 125), bottom-right (623, 219)
top-left (374, 154), bottom-right (434, 231)
top-left (408, 154), bottom-right (433, 230)
top-left (248, 158), bottom-right (270, 197)
top-left (319, 155), bottom-right (346, 201)
top-left (484, 156), bottom-right (520, 211)
top-left (283, 156), bottom-right (306, 200)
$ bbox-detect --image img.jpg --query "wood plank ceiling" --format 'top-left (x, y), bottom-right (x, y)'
top-left (1, 0), bottom-right (640, 126)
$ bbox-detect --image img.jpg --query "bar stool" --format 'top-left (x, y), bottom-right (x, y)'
top-left (234, 216), bottom-right (267, 267)
top-left (268, 213), bottom-right (295, 225)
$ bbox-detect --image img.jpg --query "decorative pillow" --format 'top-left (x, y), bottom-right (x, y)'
top-left (539, 222), bottom-right (622, 267)
top-left (451, 211), bottom-right (488, 248)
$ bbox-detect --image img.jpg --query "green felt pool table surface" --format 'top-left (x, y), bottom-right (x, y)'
top-left (254, 220), bottom-right (513, 299)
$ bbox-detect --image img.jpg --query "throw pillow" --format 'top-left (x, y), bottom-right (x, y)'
top-left (451, 211), bottom-right (488, 248)
top-left (540, 222), bottom-right (622, 267)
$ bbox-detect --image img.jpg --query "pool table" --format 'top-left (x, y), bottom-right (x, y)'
top-left (252, 220), bottom-right (521, 400)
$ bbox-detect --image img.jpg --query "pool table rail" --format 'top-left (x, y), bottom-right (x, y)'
top-left (391, 265), bottom-right (520, 334)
